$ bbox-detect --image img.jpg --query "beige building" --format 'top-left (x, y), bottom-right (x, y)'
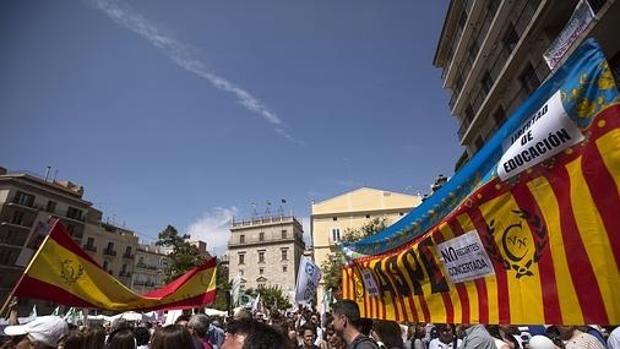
top-left (433, 0), bottom-right (620, 170)
top-left (228, 215), bottom-right (305, 292)
top-left (132, 243), bottom-right (169, 294)
top-left (311, 187), bottom-right (421, 303)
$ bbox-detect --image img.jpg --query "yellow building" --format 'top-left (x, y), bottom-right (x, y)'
top-left (310, 187), bottom-right (421, 303)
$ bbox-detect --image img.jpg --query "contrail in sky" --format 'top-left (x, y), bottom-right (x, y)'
top-left (91, 0), bottom-right (302, 144)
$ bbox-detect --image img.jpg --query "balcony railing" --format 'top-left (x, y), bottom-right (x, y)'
top-left (103, 249), bottom-right (117, 257)
top-left (122, 252), bottom-right (135, 259)
top-left (119, 271), bottom-right (132, 278)
top-left (83, 244), bottom-right (97, 252)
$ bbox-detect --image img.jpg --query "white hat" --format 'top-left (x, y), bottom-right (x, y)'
top-left (528, 335), bottom-right (558, 349)
top-left (4, 315), bottom-right (68, 347)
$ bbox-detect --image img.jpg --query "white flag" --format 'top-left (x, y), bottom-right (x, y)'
top-left (295, 256), bottom-right (322, 304)
top-left (231, 274), bottom-right (242, 306)
top-left (252, 293), bottom-right (262, 313)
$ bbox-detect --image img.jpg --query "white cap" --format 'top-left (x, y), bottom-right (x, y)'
top-left (4, 315), bottom-right (68, 347)
top-left (528, 335), bottom-right (558, 349)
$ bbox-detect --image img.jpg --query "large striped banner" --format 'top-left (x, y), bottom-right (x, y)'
top-left (341, 39), bottom-right (620, 325)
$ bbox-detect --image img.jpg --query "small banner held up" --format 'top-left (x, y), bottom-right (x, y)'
top-left (341, 39), bottom-right (620, 325)
top-left (295, 256), bottom-right (322, 304)
top-left (12, 221), bottom-right (217, 311)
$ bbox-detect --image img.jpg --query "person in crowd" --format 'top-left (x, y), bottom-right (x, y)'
top-left (428, 324), bottom-right (461, 349)
top-left (556, 326), bottom-right (605, 349)
top-left (4, 315), bottom-right (69, 349)
top-left (84, 325), bottom-right (106, 349)
top-left (107, 328), bottom-right (137, 349)
top-left (174, 315), bottom-right (192, 328)
top-left (133, 326), bottom-right (151, 349)
top-left (371, 320), bottom-right (404, 349)
top-left (528, 335), bottom-right (560, 349)
top-left (309, 314), bottom-right (324, 348)
top-left (208, 319), bottom-right (226, 349)
top-left (233, 310), bottom-right (252, 321)
top-left (298, 325), bottom-right (319, 349)
top-left (331, 300), bottom-right (378, 349)
top-left (188, 314), bottom-right (214, 349)
top-left (460, 325), bottom-right (497, 349)
top-left (59, 329), bottom-right (85, 349)
top-left (404, 325), bottom-right (425, 349)
top-left (151, 325), bottom-right (195, 349)
top-left (608, 326), bottom-right (620, 349)
top-left (221, 318), bottom-right (290, 349)
top-left (486, 326), bottom-right (515, 349)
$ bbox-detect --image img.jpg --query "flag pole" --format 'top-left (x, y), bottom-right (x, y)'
top-left (0, 217), bottom-right (60, 317)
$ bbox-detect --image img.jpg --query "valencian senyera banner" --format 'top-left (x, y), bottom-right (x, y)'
top-left (341, 39), bottom-right (620, 325)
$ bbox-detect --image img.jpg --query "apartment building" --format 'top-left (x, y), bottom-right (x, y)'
top-left (433, 0), bottom-right (620, 170)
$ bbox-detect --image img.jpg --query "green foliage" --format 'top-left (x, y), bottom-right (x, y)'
top-left (212, 258), bottom-right (231, 311)
top-left (245, 285), bottom-right (291, 312)
top-left (320, 217), bottom-right (387, 295)
top-left (156, 225), bottom-right (207, 282)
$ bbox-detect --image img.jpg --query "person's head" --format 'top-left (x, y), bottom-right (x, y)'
top-left (435, 324), bottom-right (455, 344)
top-left (529, 335), bottom-right (559, 349)
top-left (61, 329), bottom-right (85, 349)
top-left (298, 325), bottom-right (316, 348)
top-left (188, 314), bottom-right (210, 338)
top-left (555, 326), bottom-right (577, 341)
top-left (106, 328), bottom-right (136, 349)
top-left (331, 300), bottom-right (361, 337)
top-left (233, 309), bottom-right (252, 321)
top-left (150, 325), bottom-right (194, 349)
top-left (310, 314), bottom-right (319, 326)
top-left (486, 325), bottom-right (502, 340)
top-left (84, 325), bottom-right (105, 349)
top-left (4, 316), bottom-right (69, 349)
top-left (328, 332), bottom-right (346, 349)
top-left (133, 327), bottom-right (151, 347)
top-left (174, 315), bottom-right (191, 328)
top-left (371, 320), bottom-right (404, 348)
top-left (241, 321), bottom-right (290, 349)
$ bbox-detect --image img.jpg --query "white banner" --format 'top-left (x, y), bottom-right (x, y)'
top-left (295, 256), bottom-right (322, 304)
top-left (360, 269), bottom-right (380, 297)
top-left (436, 230), bottom-right (495, 283)
top-left (231, 274), bottom-right (242, 306)
top-left (15, 216), bottom-right (50, 267)
top-left (497, 91), bottom-right (584, 180)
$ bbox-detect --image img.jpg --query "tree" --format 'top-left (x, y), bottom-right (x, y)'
top-left (245, 286), bottom-right (291, 312)
top-left (320, 217), bottom-right (388, 297)
top-left (212, 258), bottom-right (231, 311)
top-left (156, 225), bottom-right (207, 282)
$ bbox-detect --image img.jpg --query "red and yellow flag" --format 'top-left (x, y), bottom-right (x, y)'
top-left (13, 221), bottom-right (217, 311)
top-left (341, 39), bottom-right (620, 325)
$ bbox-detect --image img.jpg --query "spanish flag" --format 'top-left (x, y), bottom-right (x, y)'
top-left (12, 221), bottom-right (217, 311)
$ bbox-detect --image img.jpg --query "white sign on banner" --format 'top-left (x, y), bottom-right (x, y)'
top-left (360, 269), bottom-right (380, 297)
top-left (295, 256), bottom-right (322, 304)
top-left (15, 216), bottom-right (50, 267)
top-left (497, 91), bottom-right (584, 180)
top-left (436, 230), bottom-right (495, 283)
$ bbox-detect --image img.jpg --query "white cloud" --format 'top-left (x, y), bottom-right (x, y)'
top-left (186, 207), bottom-right (239, 256)
top-left (91, 0), bottom-right (301, 143)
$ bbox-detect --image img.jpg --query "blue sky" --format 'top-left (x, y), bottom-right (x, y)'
top-left (0, 0), bottom-right (460, 254)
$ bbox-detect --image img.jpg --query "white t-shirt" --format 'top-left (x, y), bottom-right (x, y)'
top-left (428, 338), bottom-right (462, 349)
top-left (609, 327), bottom-right (620, 349)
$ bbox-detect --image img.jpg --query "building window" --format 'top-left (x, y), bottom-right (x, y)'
top-left (503, 24), bottom-right (519, 52)
top-left (481, 71), bottom-right (494, 95)
top-left (281, 230), bottom-right (287, 239)
top-left (103, 260), bottom-right (109, 271)
top-left (400, 212), bottom-right (405, 216)
top-left (259, 232), bottom-right (265, 241)
top-left (283, 265), bottom-right (288, 272)
top-left (520, 63), bottom-right (541, 94)
top-left (331, 228), bottom-right (341, 242)
top-left (281, 249), bottom-right (288, 261)
top-left (493, 106), bottom-right (506, 127)
top-left (239, 234), bottom-right (245, 244)
top-left (66, 207), bottom-right (83, 221)
top-left (66, 224), bottom-right (75, 236)
top-left (13, 191), bottom-right (35, 207)
top-left (258, 251), bottom-right (265, 263)
top-left (86, 237), bottom-right (94, 247)
top-left (10, 211), bottom-right (24, 225)
top-left (46, 201), bottom-right (56, 213)
top-left (238, 254), bottom-right (245, 265)
top-left (332, 217), bottom-right (338, 221)
top-left (259, 267), bottom-right (264, 274)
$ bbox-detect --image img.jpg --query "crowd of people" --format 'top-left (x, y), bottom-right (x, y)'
top-left (0, 300), bottom-right (619, 349)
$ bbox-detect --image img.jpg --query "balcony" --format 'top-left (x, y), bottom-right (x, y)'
top-left (83, 244), bottom-right (97, 252)
top-left (119, 271), bottom-right (132, 278)
top-left (103, 248), bottom-right (117, 257)
top-left (122, 252), bottom-right (135, 259)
